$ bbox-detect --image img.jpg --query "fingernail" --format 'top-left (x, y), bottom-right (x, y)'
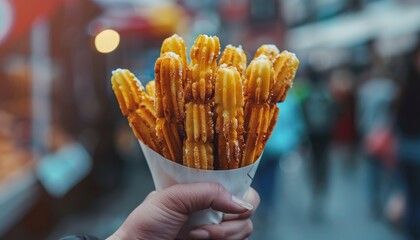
top-left (189, 229), bottom-right (210, 239)
top-left (232, 195), bottom-right (254, 210)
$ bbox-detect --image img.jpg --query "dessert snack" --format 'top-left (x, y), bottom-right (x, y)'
top-left (111, 34), bottom-right (299, 170)
top-left (183, 35), bottom-right (220, 170)
top-left (154, 52), bottom-right (185, 163)
top-left (214, 65), bottom-right (244, 169)
top-left (242, 56), bottom-right (275, 166)
top-left (241, 48), bottom-right (299, 166)
top-left (145, 80), bottom-right (155, 98)
top-left (254, 44), bottom-right (280, 61)
top-left (111, 69), bottom-right (161, 153)
top-left (271, 51), bottom-right (300, 103)
top-left (160, 34), bottom-right (188, 80)
top-left (219, 45), bottom-right (247, 76)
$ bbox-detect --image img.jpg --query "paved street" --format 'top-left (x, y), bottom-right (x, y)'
top-left (252, 148), bottom-right (405, 240)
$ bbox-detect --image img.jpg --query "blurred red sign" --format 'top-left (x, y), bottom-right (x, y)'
top-left (0, 0), bottom-right (62, 48)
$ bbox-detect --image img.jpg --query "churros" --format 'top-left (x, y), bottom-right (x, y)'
top-left (254, 44), bottom-right (280, 61)
top-left (215, 65), bottom-right (244, 169)
top-left (219, 45), bottom-right (247, 76)
top-left (160, 34), bottom-right (187, 83)
top-left (185, 34), bottom-right (220, 102)
top-left (271, 51), bottom-right (300, 103)
top-left (241, 56), bottom-right (276, 166)
top-left (183, 35), bottom-right (220, 169)
top-left (111, 69), bottom-right (160, 152)
top-left (154, 52), bottom-right (185, 162)
top-left (111, 34), bottom-right (299, 170)
top-left (145, 80), bottom-right (155, 98)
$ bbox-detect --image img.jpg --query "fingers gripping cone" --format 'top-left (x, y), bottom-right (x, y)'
top-left (139, 141), bottom-right (261, 233)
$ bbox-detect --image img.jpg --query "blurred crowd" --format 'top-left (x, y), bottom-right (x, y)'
top-left (259, 37), bottom-right (420, 238)
top-left (1, 0), bottom-right (420, 239)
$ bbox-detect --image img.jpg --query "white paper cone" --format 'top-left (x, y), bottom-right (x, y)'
top-left (139, 141), bottom-right (261, 234)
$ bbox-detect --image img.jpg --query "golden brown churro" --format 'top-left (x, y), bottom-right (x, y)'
top-left (111, 69), bottom-right (160, 152)
top-left (185, 34), bottom-right (220, 102)
top-left (215, 65), bottom-right (244, 169)
top-left (160, 34), bottom-right (187, 82)
top-left (241, 55), bottom-right (275, 166)
top-left (219, 45), bottom-right (247, 76)
top-left (154, 52), bottom-right (185, 162)
top-left (271, 51), bottom-right (300, 103)
top-left (183, 103), bottom-right (214, 170)
top-left (183, 35), bottom-right (220, 169)
top-left (254, 44), bottom-right (280, 61)
top-left (111, 35), bottom-right (299, 170)
top-left (145, 80), bottom-right (155, 98)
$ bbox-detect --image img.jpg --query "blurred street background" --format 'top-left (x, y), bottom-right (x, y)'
top-left (1, 0), bottom-right (420, 239)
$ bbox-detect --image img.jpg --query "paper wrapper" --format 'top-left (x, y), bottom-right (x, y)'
top-left (139, 141), bottom-right (261, 235)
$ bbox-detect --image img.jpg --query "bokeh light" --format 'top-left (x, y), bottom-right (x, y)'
top-left (94, 29), bottom-right (120, 53)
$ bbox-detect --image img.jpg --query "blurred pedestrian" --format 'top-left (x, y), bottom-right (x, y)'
top-left (357, 64), bottom-right (397, 218)
top-left (330, 68), bottom-right (357, 168)
top-left (302, 70), bottom-right (337, 221)
top-left (396, 43), bottom-right (420, 240)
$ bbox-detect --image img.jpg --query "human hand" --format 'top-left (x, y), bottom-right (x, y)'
top-left (107, 183), bottom-right (260, 240)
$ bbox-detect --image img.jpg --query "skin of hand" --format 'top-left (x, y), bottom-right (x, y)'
top-left (107, 183), bottom-right (260, 240)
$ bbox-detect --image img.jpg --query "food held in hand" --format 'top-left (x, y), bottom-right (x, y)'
top-left (111, 34), bottom-right (299, 170)
top-left (254, 44), bottom-right (280, 61)
top-left (154, 52), bottom-right (185, 162)
top-left (111, 69), bottom-right (161, 153)
top-left (160, 34), bottom-right (188, 78)
top-left (271, 51), bottom-right (300, 103)
top-left (145, 80), bottom-right (156, 98)
top-left (215, 65), bottom-right (244, 169)
top-left (219, 45), bottom-right (247, 76)
top-left (185, 35), bottom-right (220, 102)
top-left (183, 35), bottom-right (220, 169)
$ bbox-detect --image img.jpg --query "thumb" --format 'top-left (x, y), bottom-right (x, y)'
top-left (153, 183), bottom-right (254, 215)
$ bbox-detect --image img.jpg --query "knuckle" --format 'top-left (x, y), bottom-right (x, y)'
top-left (211, 182), bottom-right (226, 194)
top-left (208, 227), bottom-right (226, 239)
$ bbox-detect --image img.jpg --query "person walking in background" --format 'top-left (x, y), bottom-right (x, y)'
top-left (302, 69), bottom-right (337, 221)
top-left (329, 68), bottom-right (358, 169)
top-left (356, 48), bottom-right (398, 218)
top-left (396, 42), bottom-right (420, 240)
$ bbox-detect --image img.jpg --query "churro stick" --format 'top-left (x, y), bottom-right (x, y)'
top-left (219, 45), bottom-right (247, 76)
top-left (183, 140), bottom-right (214, 170)
top-left (128, 108), bottom-right (160, 152)
top-left (254, 104), bottom-right (279, 159)
top-left (155, 52), bottom-right (185, 133)
top-left (183, 103), bottom-right (214, 169)
top-left (241, 104), bottom-right (272, 166)
top-left (242, 55), bottom-right (276, 166)
top-left (183, 35), bottom-right (220, 169)
top-left (254, 44), bottom-right (280, 62)
top-left (244, 55), bottom-right (274, 105)
top-left (111, 69), bottom-right (160, 152)
top-left (156, 119), bottom-right (183, 162)
top-left (154, 52), bottom-right (185, 162)
top-left (215, 65), bottom-right (244, 169)
top-left (185, 34), bottom-right (220, 102)
top-left (271, 51), bottom-right (300, 103)
top-left (145, 80), bottom-right (155, 98)
top-left (161, 34), bottom-right (188, 73)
